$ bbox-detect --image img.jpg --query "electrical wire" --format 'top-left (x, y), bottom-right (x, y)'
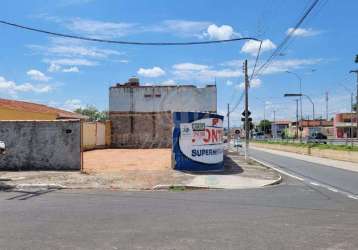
top-left (250, 40), bottom-right (263, 81)
top-left (253, 0), bottom-right (320, 78)
top-left (0, 20), bottom-right (260, 46)
top-left (230, 91), bottom-right (245, 113)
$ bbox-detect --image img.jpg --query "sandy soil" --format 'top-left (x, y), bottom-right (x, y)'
top-left (83, 148), bottom-right (171, 172)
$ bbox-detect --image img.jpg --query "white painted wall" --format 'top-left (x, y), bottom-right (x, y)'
top-left (109, 85), bottom-right (217, 113)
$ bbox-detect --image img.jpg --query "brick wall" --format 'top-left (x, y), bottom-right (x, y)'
top-left (109, 111), bottom-right (172, 148)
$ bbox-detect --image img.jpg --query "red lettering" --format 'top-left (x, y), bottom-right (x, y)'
top-left (212, 118), bottom-right (219, 126)
top-left (212, 129), bottom-right (218, 142)
top-left (203, 128), bottom-right (211, 143)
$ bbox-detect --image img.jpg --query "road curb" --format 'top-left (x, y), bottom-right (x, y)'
top-left (152, 184), bottom-right (210, 191)
top-left (249, 156), bottom-right (283, 186)
top-left (13, 183), bottom-right (67, 190)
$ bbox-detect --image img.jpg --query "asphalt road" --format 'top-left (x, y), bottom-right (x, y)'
top-left (250, 148), bottom-right (358, 198)
top-left (1, 180), bottom-right (358, 250)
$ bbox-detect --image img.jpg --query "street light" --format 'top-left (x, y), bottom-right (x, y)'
top-left (284, 93), bottom-right (315, 120)
top-left (286, 71), bottom-right (303, 121)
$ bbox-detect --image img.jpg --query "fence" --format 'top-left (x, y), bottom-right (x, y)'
top-left (82, 121), bottom-right (111, 150)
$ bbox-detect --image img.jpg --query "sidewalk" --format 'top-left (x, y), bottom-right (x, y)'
top-left (251, 146), bottom-right (358, 173)
top-left (0, 149), bottom-right (280, 191)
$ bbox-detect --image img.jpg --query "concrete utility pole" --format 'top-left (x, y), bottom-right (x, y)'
top-left (244, 60), bottom-right (249, 160)
top-left (227, 103), bottom-right (230, 141)
top-left (325, 91), bottom-right (329, 121)
top-left (351, 93), bottom-right (354, 146)
top-left (349, 70), bottom-right (358, 138)
top-left (296, 99), bottom-right (299, 139)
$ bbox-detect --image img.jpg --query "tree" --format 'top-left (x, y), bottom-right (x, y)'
top-left (353, 102), bottom-right (357, 112)
top-left (74, 105), bottom-right (108, 121)
top-left (258, 119), bottom-right (272, 134)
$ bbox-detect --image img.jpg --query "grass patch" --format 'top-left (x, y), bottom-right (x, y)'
top-left (252, 140), bottom-right (358, 152)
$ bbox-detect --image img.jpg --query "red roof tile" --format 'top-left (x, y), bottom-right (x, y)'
top-left (0, 98), bottom-right (87, 120)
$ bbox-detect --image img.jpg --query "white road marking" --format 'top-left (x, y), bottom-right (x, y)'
top-left (327, 187), bottom-right (338, 192)
top-left (250, 157), bottom-right (305, 181)
top-left (249, 155), bottom-right (358, 201)
top-left (347, 195), bottom-right (358, 200)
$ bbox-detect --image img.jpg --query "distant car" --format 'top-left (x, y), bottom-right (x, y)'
top-left (308, 132), bottom-right (327, 143)
top-left (233, 139), bottom-right (242, 148)
top-left (252, 132), bottom-right (265, 140)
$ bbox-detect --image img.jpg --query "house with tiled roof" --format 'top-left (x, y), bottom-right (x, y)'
top-left (0, 98), bottom-right (87, 120)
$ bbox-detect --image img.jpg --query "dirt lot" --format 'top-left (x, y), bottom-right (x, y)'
top-left (83, 148), bottom-right (171, 172)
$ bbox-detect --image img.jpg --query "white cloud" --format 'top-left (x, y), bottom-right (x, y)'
top-left (57, 0), bottom-right (94, 7)
top-left (48, 63), bottom-right (62, 72)
top-left (62, 67), bottom-right (80, 73)
top-left (0, 76), bottom-right (52, 95)
top-left (226, 80), bottom-right (233, 86)
top-left (263, 59), bottom-right (321, 74)
top-left (241, 39), bottom-right (276, 56)
top-left (172, 62), bottom-right (242, 81)
top-left (45, 58), bottom-right (96, 67)
top-left (236, 79), bottom-right (261, 90)
top-left (137, 67), bottom-right (166, 78)
top-left (48, 45), bottom-right (122, 58)
top-left (159, 20), bottom-right (211, 37)
top-left (62, 99), bottom-right (82, 111)
top-left (173, 63), bottom-right (209, 71)
top-left (286, 27), bottom-right (320, 37)
top-left (161, 79), bottom-right (177, 85)
top-left (221, 58), bottom-right (321, 76)
top-left (204, 24), bottom-right (237, 40)
top-left (45, 58), bottom-right (95, 72)
top-left (66, 18), bottom-right (136, 38)
top-left (27, 69), bottom-right (51, 82)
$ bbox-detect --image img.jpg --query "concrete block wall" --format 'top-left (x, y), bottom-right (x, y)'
top-left (110, 111), bottom-right (172, 148)
top-left (0, 120), bottom-right (81, 170)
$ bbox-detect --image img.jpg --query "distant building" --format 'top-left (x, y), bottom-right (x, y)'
top-left (271, 120), bottom-right (290, 139)
top-left (0, 98), bottom-right (87, 120)
top-left (334, 112), bottom-right (357, 138)
top-left (109, 77), bottom-right (217, 148)
top-left (287, 119), bottom-right (334, 138)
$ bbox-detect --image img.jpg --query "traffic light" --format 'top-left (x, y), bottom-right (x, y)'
top-left (241, 110), bottom-right (254, 130)
top-left (241, 110), bottom-right (252, 122)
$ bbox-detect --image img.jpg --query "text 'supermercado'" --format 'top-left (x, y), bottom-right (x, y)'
top-left (172, 112), bottom-right (224, 171)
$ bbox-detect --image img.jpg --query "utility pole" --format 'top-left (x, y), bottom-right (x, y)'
top-left (227, 103), bottom-right (230, 142)
top-left (325, 91), bottom-right (329, 121)
top-left (349, 70), bottom-right (358, 138)
top-left (350, 93), bottom-right (354, 146)
top-left (296, 99), bottom-right (299, 139)
top-left (244, 60), bottom-right (249, 160)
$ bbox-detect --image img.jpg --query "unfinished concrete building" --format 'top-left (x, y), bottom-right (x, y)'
top-left (109, 77), bottom-right (217, 148)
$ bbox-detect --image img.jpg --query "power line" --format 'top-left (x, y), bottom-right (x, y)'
top-left (250, 40), bottom-right (263, 81)
top-left (253, 0), bottom-right (320, 78)
top-left (0, 19), bottom-right (260, 46)
top-left (230, 91), bottom-right (245, 113)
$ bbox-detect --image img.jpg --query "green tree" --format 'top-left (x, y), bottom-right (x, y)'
top-left (353, 103), bottom-right (357, 112)
top-left (74, 105), bottom-right (108, 121)
top-left (258, 119), bottom-right (272, 134)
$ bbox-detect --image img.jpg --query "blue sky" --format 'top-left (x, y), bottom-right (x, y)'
top-left (0, 0), bottom-right (357, 125)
